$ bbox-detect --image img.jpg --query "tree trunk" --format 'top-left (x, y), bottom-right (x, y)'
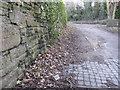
top-left (106, 1), bottom-right (111, 19)
top-left (112, 2), bottom-right (118, 19)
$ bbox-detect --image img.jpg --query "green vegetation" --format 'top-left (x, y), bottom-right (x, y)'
top-left (33, 1), bottom-right (67, 42)
top-left (115, 2), bottom-right (120, 19)
top-left (67, 2), bottom-right (119, 21)
top-left (11, 0), bottom-right (67, 52)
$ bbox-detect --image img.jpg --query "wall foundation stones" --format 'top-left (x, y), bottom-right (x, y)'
top-left (0, 1), bottom-right (67, 89)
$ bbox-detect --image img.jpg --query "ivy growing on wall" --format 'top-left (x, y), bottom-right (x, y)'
top-left (12, 0), bottom-right (67, 51)
top-left (35, 1), bottom-right (67, 40)
top-left (33, 0), bottom-right (67, 47)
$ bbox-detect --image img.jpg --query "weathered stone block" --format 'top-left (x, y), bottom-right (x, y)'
top-left (34, 27), bottom-right (43, 37)
top-left (0, 77), bottom-right (2, 90)
top-left (0, 27), bottom-right (2, 53)
top-left (6, 73), bottom-right (24, 88)
top-left (28, 35), bottom-right (38, 41)
top-left (20, 28), bottom-right (28, 43)
top-left (26, 45), bottom-right (39, 60)
top-left (2, 67), bottom-right (23, 88)
top-left (34, 6), bottom-right (41, 14)
top-left (107, 19), bottom-right (118, 27)
top-left (0, 24), bottom-right (20, 52)
top-left (0, 1), bottom-right (10, 9)
top-left (1, 16), bottom-right (11, 24)
top-left (26, 18), bottom-right (39, 27)
top-left (1, 53), bottom-right (11, 70)
top-left (21, 36), bottom-right (28, 43)
top-left (33, 51), bottom-right (39, 59)
top-left (32, 45), bottom-right (39, 59)
top-left (0, 62), bottom-right (17, 78)
top-left (27, 27), bottom-right (39, 34)
top-left (22, 2), bottom-right (34, 10)
top-left (20, 28), bottom-right (27, 36)
top-left (0, 53), bottom-right (26, 77)
top-left (26, 30), bottom-right (35, 37)
top-left (0, 8), bottom-right (2, 16)
top-left (0, 53), bottom-right (2, 70)
top-left (24, 56), bottom-right (32, 67)
top-left (26, 39), bottom-right (38, 49)
top-left (10, 44), bottom-right (26, 60)
top-left (1, 8), bottom-right (8, 16)
top-left (0, 80), bottom-right (2, 90)
top-left (9, 6), bottom-right (26, 26)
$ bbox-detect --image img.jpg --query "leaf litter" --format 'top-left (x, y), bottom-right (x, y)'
top-left (16, 25), bottom-right (78, 88)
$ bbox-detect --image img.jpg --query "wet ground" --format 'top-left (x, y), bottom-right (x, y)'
top-left (16, 24), bottom-right (119, 88)
top-left (66, 24), bottom-right (119, 88)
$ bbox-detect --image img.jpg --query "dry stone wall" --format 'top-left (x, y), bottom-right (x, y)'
top-left (0, 0), bottom-right (67, 88)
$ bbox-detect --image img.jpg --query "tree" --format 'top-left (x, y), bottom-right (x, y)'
top-left (106, 0), bottom-right (119, 19)
top-left (92, 2), bottom-right (101, 20)
top-left (84, 2), bottom-right (92, 20)
top-left (115, 2), bottom-right (120, 19)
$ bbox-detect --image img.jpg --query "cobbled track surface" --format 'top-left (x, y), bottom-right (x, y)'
top-left (66, 24), bottom-right (119, 88)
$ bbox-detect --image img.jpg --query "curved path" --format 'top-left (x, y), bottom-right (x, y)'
top-left (67, 24), bottom-right (119, 88)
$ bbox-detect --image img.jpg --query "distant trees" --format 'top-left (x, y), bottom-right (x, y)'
top-left (106, 0), bottom-right (119, 19)
top-left (115, 2), bottom-right (120, 19)
top-left (83, 2), bottom-right (92, 20)
top-left (66, 1), bottom-right (119, 21)
top-left (67, 2), bottom-right (107, 21)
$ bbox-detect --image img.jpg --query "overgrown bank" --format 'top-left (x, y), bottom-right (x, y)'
top-left (0, 0), bottom-right (67, 88)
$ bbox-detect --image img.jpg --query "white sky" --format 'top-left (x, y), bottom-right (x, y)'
top-left (62, 0), bottom-right (119, 7)
top-left (63, 0), bottom-right (84, 6)
top-left (63, 0), bottom-right (83, 4)
top-left (63, 0), bottom-right (120, 3)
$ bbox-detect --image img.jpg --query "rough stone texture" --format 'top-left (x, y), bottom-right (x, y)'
top-left (0, 1), bottom-right (66, 89)
top-left (1, 52), bottom-right (11, 70)
top-left (9, 6), bottom-right (27, 27)
top-left (26, 18), bottom-right (39, 27)
top-left (2, 67), bottom-right (23, 88)
top-left (10, 44), bottom-right (26, 60)
top-left (107, 19), bottom-right (118, 27)
top-left (67, 60), bottom-right (119, 88)
top-left (0, 25), bottom-right (2, 56)
top-left (66, 24), bottom-right (119, 88)
top-left (0, 24), bottom-right (21, 51)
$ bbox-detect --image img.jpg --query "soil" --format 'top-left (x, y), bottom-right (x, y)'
top-left (15, 24), bottom-right (79, 88)
top-left (15, 23), bottom-right (118, 88)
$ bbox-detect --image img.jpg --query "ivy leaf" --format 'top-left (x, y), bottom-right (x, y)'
top-left (34, 68), bottom-right (38, 72)
top-left (41, 50), bottom-right (44, 54)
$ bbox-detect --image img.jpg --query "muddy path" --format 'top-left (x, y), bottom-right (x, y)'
top-left (16, 24), bottom-right (119, 88)
top-left (66, 24), bottom-right (119, 88)
top-left (74, 24), bottom-right (118, 63)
